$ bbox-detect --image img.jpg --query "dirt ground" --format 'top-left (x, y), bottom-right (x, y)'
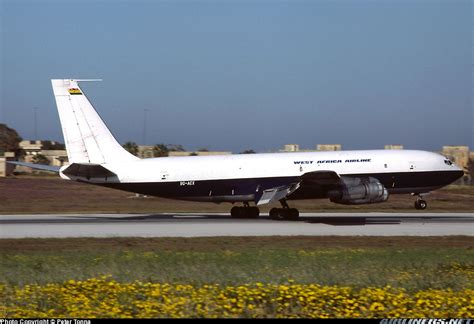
top-left (1, 175), bottom-right (473, 214)
top-left (1, 236), bottom-right (473, 253)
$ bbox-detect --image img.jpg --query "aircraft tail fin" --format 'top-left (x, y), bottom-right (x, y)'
top-left (51, 79), bottom-right (139, 164)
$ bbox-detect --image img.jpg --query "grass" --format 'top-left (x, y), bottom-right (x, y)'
top-left (2, 176), bottom-right (472, 318)
top-left (2, 237), bottom-right (473, 318)
top-left (0, 176), bottom-right (473, 213)
top-left (1, 237), bottom-right (473, 291)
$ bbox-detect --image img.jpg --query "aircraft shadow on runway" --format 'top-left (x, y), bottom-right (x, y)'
top-left (300, 217), bottom-right (400, 226)
top-left (79, 214), bottom-right (402, 226)
top-left (2, 213), bottom-right (471, 228)
top-left (51, 214), bottom-right (472, 226)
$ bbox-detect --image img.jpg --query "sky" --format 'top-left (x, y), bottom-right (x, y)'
top-left (1, 0), bottom-right (472, 153)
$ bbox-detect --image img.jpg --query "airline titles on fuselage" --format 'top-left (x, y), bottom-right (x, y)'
top-left (294, 159), bottom-right (372, 165)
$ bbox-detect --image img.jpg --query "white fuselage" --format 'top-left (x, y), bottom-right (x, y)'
top-left (101, 149), bottom-right (458, 183)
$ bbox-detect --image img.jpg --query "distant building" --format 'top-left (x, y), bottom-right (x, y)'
top-left (169, 151), bottom-right (232, 157)
top-left (280, 144), bottom-right (343, 153)
top-left (281, 144), bottom-right (300, 152)
top-left (39, 150), bottom-right (68, 167)
top-left (384, 145), bottom-right (404, 150)
top-left (15, 149), bottom-right (68, 173)
top-left (19, 140), bottom-right (67, 162)
top-left (470, 152), bottom-right (474, 185)
top-left (19, 140), bottom-right (64, 154)
top-left (442, 146), bottom-right (470, 185)
top-left (317, 144), bottom-right (342, 151)
top-left (0, 152), bottom-right (15, 177)
top-left (137, 145), bottom-right (155, 159)
top-left (441, 146), bottom-right (470, 170)
top-left (19, 140), bottom-right (43, 153)
top-left (137, 145), bottom-right (231, 158)
top-left (15, 140), bottom-right (68, 173)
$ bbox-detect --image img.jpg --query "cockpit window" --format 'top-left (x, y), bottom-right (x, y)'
top-left (444, 159), bottom-right (453, 166)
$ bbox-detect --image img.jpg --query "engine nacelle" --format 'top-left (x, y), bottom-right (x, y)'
top-left (329, 176), bottom-right (389, 205)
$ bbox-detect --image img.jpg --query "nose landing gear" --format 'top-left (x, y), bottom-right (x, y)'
top-left (414, 199), bottom-right (427, 210)
top-left (413, 194), bottom-right (428, 210)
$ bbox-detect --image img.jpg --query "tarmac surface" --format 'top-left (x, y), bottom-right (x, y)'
top-left (0, 212), bottom-right (473, 238)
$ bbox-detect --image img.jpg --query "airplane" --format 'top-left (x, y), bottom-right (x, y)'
top-left (9, 79), bottom-right (464, 220)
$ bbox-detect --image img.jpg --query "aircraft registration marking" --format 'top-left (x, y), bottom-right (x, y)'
top-left (180, 181), bottom-right (195, 186)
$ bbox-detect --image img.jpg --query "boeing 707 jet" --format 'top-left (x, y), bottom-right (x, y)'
top-left (9, 79), bottom-right (464, 220)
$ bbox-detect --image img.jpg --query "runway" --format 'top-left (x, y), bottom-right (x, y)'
top-left (0, 212), bottom-right (473, 238)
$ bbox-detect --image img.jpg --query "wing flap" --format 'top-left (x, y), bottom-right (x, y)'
top-left (256, 183), bottom-right (300, 206)
top-left (255, 171), bottom-right (341, 206)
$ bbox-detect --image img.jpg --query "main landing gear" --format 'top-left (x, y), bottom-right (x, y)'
top-left (414, 194), bottom-right (428, 210)
top-left (269, 200), bottom-right (300, 221)
top-left (230, 203), bottom-right (260, 219)
top-left (229, 200), bottom-right (300, 220)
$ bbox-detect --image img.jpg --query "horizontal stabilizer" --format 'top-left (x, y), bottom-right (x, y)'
top-left (61, 163), bottom-right (117, 179)
top-left (7, 161), bottom-right (60, 173)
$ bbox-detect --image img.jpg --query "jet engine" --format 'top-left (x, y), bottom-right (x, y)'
top-left (328, 176), bottom-right (389, 205)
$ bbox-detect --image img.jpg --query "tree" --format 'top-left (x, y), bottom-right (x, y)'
top-left (240, 149), bottom-right (256, 154)
top-left (166, 144), bottom-right (185, 152)
top-left (123, 142), bottom-right (139, 156)
top-left (153, 143), bottom-right (169, 157)
top-left (0, 124), bottom-right (23, 157)
top-left (32, 154), bottom-right (50, 165)
top-left (197, 148), bottom-right (209, 152)
top-left (189, 152), bottom-right (198, 156)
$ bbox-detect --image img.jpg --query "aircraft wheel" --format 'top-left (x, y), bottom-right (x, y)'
top-left (414, 200), bottom-right (427, 210)
top-left (248, 207), bottom-right (260, 218)
top-left (287, 208), bottom-right (299, 221)
top-left (419, 200), bottom-right (427, 209)
top-left (230, 206), bottom-right (241, 218)
top-left (269, 208), bottom-right (279, 220)
top-left (231, 206), bottom-right (260, 218)
top-left (414, 201), bottom-right (420, 210)
top-left (269, 208), bottom-right (284, 220)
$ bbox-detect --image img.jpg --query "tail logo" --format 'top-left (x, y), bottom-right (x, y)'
top-left (68, 88), bottom-right (82, 95)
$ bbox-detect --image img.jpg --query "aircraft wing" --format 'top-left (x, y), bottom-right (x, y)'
top-left (7, 161), bottom-right (60, 172)
top-left (255, 170), bottom-right (341, 206)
